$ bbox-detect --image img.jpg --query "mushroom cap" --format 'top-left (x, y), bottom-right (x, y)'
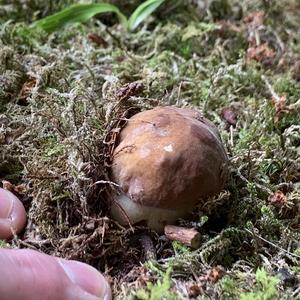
top-left (111, 106), bottom-right (228, 229)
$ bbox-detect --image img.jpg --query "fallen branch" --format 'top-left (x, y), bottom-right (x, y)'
top-left (164, 225), bottom-right (201, 249)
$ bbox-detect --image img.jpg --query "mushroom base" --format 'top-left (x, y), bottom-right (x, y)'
top-left (110, 194), bottom-right (188, 232)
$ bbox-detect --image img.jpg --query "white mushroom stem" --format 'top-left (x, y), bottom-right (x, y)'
top-left (111, 194), bottom-right (188, 232)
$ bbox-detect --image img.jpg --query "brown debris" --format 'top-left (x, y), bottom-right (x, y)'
top-left (103, 107), bottom-right (138, 166)
top-left (116, 82), bottom-right (144, 101)
top-left (201, 266), bottom-right (226, 284)
top-left (244, 11), bottom-right (281, 66)
top-left (103, 81), bottom-right (145, 167)
top-left (188, 284), bottom-right (203, 298)
top-left (246, 43), bottom-right (276, 64)
top-left (2, 180), bottom-right (27, 195)
top-left (222, 107), bottom-right (237, 126)
top-left (188, 266), bottom-right (226, 298)
top-left (243, 11), bottom-right (265, 27)
top-left (291, 60), bottom-right (300, 82)
top-left (164, 225), bottom-right (201, 249)
top-left (4, 127), bottom-right (26, 145)
top-left (140, 233), bottom-right (157, 260)
top-left (88, 34), bottom-right (109, 48)
top-left (18, 78), bottom-right (37, 103)
top-left (271, 94), bottom-right (295, 123)
top-left (268, 191), bottom-right (288, 207)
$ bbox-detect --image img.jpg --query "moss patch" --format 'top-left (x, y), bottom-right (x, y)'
top-left (1, 0), bottom-right (300, 299)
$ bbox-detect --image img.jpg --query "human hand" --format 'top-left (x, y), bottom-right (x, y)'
top-left (0, 188), bottom-right (112, 300)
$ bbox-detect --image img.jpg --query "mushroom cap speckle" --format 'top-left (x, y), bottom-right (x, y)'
top-left (111, 106), bottom-right (228, 230)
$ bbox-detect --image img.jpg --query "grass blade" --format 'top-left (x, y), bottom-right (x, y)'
top-left (128, 0), bottom-right (165, 31)
top-left (32, 3), bottom-right (127, 33)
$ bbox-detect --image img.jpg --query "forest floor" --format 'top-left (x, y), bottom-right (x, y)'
top-left (1, 0), bottom-right (300, 299)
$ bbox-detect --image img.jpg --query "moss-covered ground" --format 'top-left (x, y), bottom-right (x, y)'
top-left (1, 0), bottom-right (300, 299)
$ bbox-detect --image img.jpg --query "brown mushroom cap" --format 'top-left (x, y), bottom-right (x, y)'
top-left (110, 106), bottom-right (228, 231)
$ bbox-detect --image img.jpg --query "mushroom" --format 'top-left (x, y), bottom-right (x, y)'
top-left (110, 106), bottom-right (228, 232)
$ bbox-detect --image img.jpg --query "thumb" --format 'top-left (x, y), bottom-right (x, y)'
top-left (0, 249), bottom-right (112, 300)
top-left (0, 187), bottom-right (27, 240)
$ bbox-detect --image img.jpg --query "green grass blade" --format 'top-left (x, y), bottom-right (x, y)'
top-left (128, 0), bottom-right (165, 31)
top-left (32, 3), bottom-right (127, 33)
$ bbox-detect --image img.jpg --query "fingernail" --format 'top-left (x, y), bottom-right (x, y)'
top-left (58, 259), bottom-right (111, 300)
top-left (0, 188), bottom-right (14, 219)
top-left (0, 188), bottom-right (27, 240)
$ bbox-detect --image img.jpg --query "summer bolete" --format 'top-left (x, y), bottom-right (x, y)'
top-left (110, 106), bottom-right (228, 231)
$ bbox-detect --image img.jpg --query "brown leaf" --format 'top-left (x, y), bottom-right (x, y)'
top-left (2, 180), bottom-right (14, 192)
top-left (222, 108), bottom-right (237, 126)
top-left (246, 43), bottom-right (276, 64)
top-left (88, 34), bottom-right (109, 48)
top-left (4, 127), bottom-right (26, 144)
top-left (2, 180), bottom-right (27, 195)
top-left (116, 82), bottom-right (144, 101)
top-left (200, 266), bottom-right (225, 284)
top-left (188, 284), bottom-right (203, 298)
top-left (243, 11), bottom-right (265, 27)
top-left (271, 95), bottom-right (294, 123)
top-left (206, 266), bottom-right (225, 283)
top-left (268, 191), bottom-right (287, 207)
top-left (18, 78), bottom-right (37, 103)
top-left (14, 184), bottom-right (27, 195)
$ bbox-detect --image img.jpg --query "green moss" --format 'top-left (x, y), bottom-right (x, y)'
top-left (220, 276), bottom-right (240, 296)
top-left (219, 269), bottom-right (280, 300)
top-left (274, 77), bottom-right (300, 103)
top-left (42, 135), bottom-right (65, 158)
top-left (0, 240), bottom-right (8, 248)
top-left (240, 268), bottom-right (280, 300)
top-left (1, 1), bottom-right (300, 299)
top-left (0, 46), bottom-right (27, 110)
top-left (0, 160), bottom-right (24, 183)
top-left (134, 267), bottom-right (180, 300)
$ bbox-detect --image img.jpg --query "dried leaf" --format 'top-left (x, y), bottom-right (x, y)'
top-left (268, 191), bottom-right (287, 207)
top-left (200, 266), bottom-right (225, 284)
top-left (246, 43), bottom-right (276, 64)
top-left (18, 78), bottom-right (37, 103)
top-left (116, 82), bottom-right (144, 100)
top-left (271, 95), bottom-right (294, 123)
top-left (2, 180), bottom-right (27, 194)
top-left (222, 108), bottom-right (237, 126)
top-left (2, 180), bottom-right (14, 191)
top-left (188, 284), bottom-right (203, 298)
top-left (88, 34), bottom-right (109, 48)
top-left (244, 11), bottom-right (265, 27)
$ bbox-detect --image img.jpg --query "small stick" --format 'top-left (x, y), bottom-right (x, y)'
top-left (261, 75), bottom-right (281, 102)
top-left (164, 225), bottom-right (201, 249)
top-left (140, 234), bottom-right (157, 261)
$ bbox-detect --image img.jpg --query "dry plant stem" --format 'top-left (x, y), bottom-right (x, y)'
top-left (139, 234), bottom-right (157, 261)
top-left (164, 225), bottom-right (201, 249)
top-left (261, 75), bottom-right (281, 101)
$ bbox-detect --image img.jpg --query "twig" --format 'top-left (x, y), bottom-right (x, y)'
top-left (230, 125), bottom-right (234, 147)
top-left (261, 75), bottom-right (281, 102)
top-left (140, 234), bottom-right (157, 261)
top-left (245, 228), bottom-right (300, 259)
top-left (92, 180), bottom-right (120, 187)
top-left (164, 225), bottom-right (201, 249)
top-left (292, 286), bottom-right (300, 298)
